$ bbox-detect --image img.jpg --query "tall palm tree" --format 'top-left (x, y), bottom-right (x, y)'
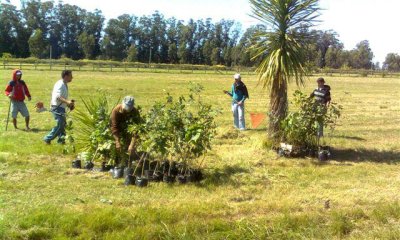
top-left (249, 0), bottom-right (320, 142)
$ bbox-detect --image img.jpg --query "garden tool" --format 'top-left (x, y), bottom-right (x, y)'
top-left (5, 98), bottom-right (11, 131)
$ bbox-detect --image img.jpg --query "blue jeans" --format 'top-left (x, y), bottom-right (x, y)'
top-left (232, 102), bottom-right (245, 130)
top-left (43, 106), bottom-right (66, 143)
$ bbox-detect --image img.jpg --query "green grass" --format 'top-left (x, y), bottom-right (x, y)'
top-left (0, 70), bottom-right (399, 239)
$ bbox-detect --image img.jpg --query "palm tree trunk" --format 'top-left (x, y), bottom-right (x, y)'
top-left (268, 76), bottom-right (288, 142)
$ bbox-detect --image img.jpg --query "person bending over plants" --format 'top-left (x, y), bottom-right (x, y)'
top-left (310, 77), bottom-right (331, 138)
top-left (110, 96), bottom-right (141, 164)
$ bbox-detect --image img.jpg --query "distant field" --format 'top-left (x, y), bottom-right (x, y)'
top-left (0, 70), bottom-right (399, 239)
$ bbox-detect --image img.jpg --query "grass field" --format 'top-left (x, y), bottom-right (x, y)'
top-left (0, 69), bottom-right (399, 239)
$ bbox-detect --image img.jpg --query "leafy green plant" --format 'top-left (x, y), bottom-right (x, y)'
top-left (280, 90), bottom-right (342, 149)
top-left (63, 117), bottom-right (76, 154)
top-left (72, 93), bottom-right (119, 165)
top-left (130, 83), bottom-right (219, 174)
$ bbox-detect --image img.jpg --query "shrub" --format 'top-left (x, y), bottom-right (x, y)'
top-left (280, 90), bottom-right (342, 149)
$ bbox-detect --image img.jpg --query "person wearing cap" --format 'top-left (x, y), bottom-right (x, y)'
top-left (43, 70), bottom-right (75, 144)
top-left (223, 73), bottom-right (249, 130)
top-left (4, 69), bottom-right (32, 130)
top-left (110, 96), bottom-right (141, 159)
top-left (310, 77), bottom-right (331, 137)
top-left (310, 77), bottom-right (331, 106)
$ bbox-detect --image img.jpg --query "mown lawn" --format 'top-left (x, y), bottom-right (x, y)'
top-left (0, 70), bottom-right (399, 239)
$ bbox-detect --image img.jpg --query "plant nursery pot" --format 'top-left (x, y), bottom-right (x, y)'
top-left (144, 170), bottom-right (154, 179)
top-left (308, 149), bottom-right (317, 158)
top-left (124, 174), bottom-right (136, 185)
top-left (177, 174), bottom-right (187, 184)
top-left (163, 175), bottom-right (175, 184)
top-left (149, 161), bottom-right (158, 170)
top-left (190, 169), bottom-right (203, 182)
top-left (318, 151), bottom-right (329, 161)
top-left (112, 167), bottom-right (124, 179)
top-left (277, 148), bottom-right (285, 157)
top-left (72, 159), bottom-right (81, 169)
top-left (135, 177), bottom-right (149, 187)
top-left (101, 162), bottom-right (113, 172)
top-left (124, 167), bottom-right (134, 177)
top-left (161, 161), bottom-right (169, 174)
top-left (150, 171), bottom-right (163, 182)
top-left (84, 161), bottom-right (94, 170)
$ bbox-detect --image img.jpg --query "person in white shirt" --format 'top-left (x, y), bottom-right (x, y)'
top-left (43, 70), bottom-right (75, 144)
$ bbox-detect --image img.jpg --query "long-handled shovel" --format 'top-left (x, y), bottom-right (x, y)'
top-left (5, 99), bottom-right (11, 131)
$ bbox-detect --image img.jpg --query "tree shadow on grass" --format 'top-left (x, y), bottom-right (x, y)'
top-left (331, 135), bottom-right (366, 141)
top-left (330, 147), bottom-right (400, 164)
top-left (199, 164), bottom-right (249, 187)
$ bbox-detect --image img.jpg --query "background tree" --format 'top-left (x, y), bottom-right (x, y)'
top-left (383, 53), bottom-right (400, 71)
top-left (249, 0), bottom-right (320, 142)
top-left (28, 29), bottom-right (47, 58)
top-left (126, 44), bottom-right (138, 62)
top-left (349, 40), bottom-right (374, 69)
top-left (102, 14), bottom-right (135, 60)
top-left (77, 31), bottom-right (95, 59)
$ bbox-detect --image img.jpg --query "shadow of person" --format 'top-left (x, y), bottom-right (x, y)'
top-left (330, 147), bottom-right (400, 164)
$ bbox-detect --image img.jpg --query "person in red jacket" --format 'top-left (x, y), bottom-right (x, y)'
top-left (4, 69), bottom-right (32, 130)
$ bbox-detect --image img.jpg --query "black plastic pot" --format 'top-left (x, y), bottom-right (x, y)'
top-left (177, 174), bottom-right (187, 184)
top-left (84, 161), bottom-right (94, 170)
top-left (318, 150), bottom-right (329, 161)
top-left (308, 149), bottom-right (317, 158)
top-left (124, 175), bottom-right (136, 185)
top-left (112, 167), bottom-right (124, 179)
top-left (163, 175), bottom-right (175, 184)
top-left (72, 159), bottom-right (81, 169)
top-left (190, 169), bottom-right (203, 182)
top-left (277, 148), bottom-right (285, 157)
top-left (124, 167), bottom-right (134, 177)
top-left (144, 170), bottom-right (154, 179)
top-left (149, 171), bottom-right (163, 182)
top-left (135, 177), bottom-right (149, 187)
top-left (101, 162), bottom-right (113, 172)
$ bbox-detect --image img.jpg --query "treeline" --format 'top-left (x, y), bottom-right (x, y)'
top-left (0, 0), bottom-right (399, 70)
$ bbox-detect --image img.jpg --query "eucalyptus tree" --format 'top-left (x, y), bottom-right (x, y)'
top-left (249, 0), bottom-right (320, 141)
top-left (84, 10), bottom-right (105, 58)
top-left (349, 40), bottom-right (374, 69)
top-left (383, 53), bottom-right (400, 71)
top-left (102, 14), bottom-right (135, 60)
top-left (57, 3), bottom-right (87, 59)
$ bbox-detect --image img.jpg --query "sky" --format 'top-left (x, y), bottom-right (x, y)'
top-left (8, 0), bottom-right (400, 64)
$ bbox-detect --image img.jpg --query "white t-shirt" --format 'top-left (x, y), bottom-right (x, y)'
top-left (51, 79), bottom-right (68, 108)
